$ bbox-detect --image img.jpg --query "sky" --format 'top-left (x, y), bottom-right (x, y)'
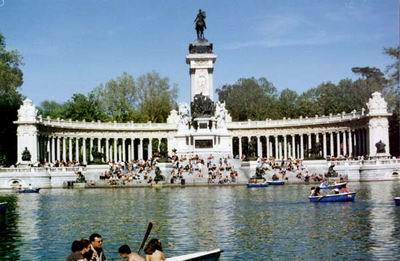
top-left (0, 0), bottom-right (398, 106)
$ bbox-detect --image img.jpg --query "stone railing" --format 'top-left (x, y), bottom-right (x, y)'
top-left (226, 111), bottom-right (366, 129)
top-left (36, 117), bottom-right (177, 131)
top-left (331, 159), bottom-right (400, 166)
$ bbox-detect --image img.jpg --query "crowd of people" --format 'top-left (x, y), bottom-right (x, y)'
top-left (66, 233), bottom-right (165, 261)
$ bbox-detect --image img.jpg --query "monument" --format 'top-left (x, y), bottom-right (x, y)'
top-left (168, 10), bottom-right (232, 157)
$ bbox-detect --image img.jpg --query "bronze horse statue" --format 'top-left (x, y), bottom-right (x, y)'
top-left (194, 9), bottom-right (206, 40)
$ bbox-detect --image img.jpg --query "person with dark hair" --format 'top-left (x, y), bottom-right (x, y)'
top-left (83, 233), bottom-right (106, 261)
top-left (66, 239), bottom-right (91, 261)
top-left (312, 186), bottom-right (321, 197)
top-left (118, 244), bottom-right (144, 261)
top-left (144, 239), bottom-right (165, 261)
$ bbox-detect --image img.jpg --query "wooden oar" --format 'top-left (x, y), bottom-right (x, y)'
top-left (138, 222), bottom-right (153, 254)
top-left (317, 195), bottom-right (326, 202)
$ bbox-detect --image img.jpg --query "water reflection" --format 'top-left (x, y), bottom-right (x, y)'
top-left (0, 193), bottom-right (21, 260)
top-left (0, 181), bottom-right (399, 260)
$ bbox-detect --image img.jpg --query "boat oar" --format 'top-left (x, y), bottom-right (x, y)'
top-left (317, 195), bottom-right (326, 202)
top-left (138, 222), bottom-right (153, 255)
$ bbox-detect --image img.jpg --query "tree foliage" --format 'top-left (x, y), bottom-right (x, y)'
top-left (0, 33), bottom-right (23, 165)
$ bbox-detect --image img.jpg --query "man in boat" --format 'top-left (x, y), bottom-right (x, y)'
top-left (118, 244), bottom-right (144, 261)
top-left (83, 233), bottom-right (106, 261)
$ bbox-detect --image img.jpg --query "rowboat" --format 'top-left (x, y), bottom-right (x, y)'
top-left (267, 180), bottom-right (285, 185)
top-left (319, 182), bottom-right (347, 190)
top-left (17, 188), bottom-right (41, 193)
top-left (309, 192), bottom-right (356, 203)
top-left (395, 197), bottom-right (400, 206)
top-left (166, 248), bottom-right (223, 261)
top-left (0, 202), bottom-right (7, 214)
top-left (247, 182), bottom-right (269, 188)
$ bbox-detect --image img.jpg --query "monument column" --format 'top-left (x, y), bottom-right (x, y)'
top-left (348, 130), bottom-right (353, 157)
top-left (366, 92), bottom-right (391, 156)
top-left (113, 138), bottom-right (117, 162)
top-left (51, 137), bottom-right (55, 163)
top-left (300, 134), bottom-right (304, 159)
top-left (105, 138), bottom-right (109, 162)
top-left (291, 135), bottom-right (296, 159)
top-left (89, 138), bottom-right (93, 161)
top-left (274, 136), bottom-right (279, 159)
top-left (69, 137), bottom-right (72, 161)
top-left (62, 137), bottom-right (66, 161)
top-left (122, 138), bottom-right (126, 162)
top-left (75, 138), bottom-right (79, 162)
top-left (342, 131), bottom-right (347, 156)
top-left (336, 132), bottom-right (341, 157)
top-left (307, 133), bottom-right (311, 158)
top-left (82, 138), bottom-right (87, 164)
top-left (283, 135), bottom-right (287, 160)
top-left (257, 136), bottom-right (262, 157)
top-left (330, 132), bottom-right (334, 156)
top-left (56, 137), bottom-right (60, 161)
top-left (322, 132), bottom-right (327, 158)
top-left (138, 138), bottom-right (143, 160)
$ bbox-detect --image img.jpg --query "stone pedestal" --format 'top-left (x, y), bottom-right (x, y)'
top-left (186, 40), bottom-right (217, 101)
top-left (366, 92), bottom-right (391, 157)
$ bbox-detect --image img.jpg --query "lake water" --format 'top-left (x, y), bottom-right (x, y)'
top-left (1, 181), bottom-right (400, 260)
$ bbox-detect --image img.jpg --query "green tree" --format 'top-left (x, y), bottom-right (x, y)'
top-left (217, 77), bottom-right (279, 121)
top-left (63, 93), bottom-right (109, 121)
top-left (38, 100), bottom-right (66, 119)
top-left (0, 33), bottom-right (24, 165)
top-left (278, 89), bottom-right (299, 118)
top-left (137, 72), bottom-right (178, 123)
top-left (91, 72), bottom-right (139, 122)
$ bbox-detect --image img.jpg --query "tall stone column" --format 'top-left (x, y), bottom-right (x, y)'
top-left (56, 137), bottom-right (60, 161)
top-left (69, 137), bottom-right (72, 162)
top-left (336, 132), bottom-right (341, 157)
top-left (274, 136), bottom-right (279, 159)
top-left (89, 138), bottom-right (93, 161)
top-left (342, 131), bottom-right (347, 156)
top-left (366, 92), bottom-right (391, 156)
top-left (122, 138), bottom-right (126, 162)
top-left (353, 131), bottom-right (358, 156)
top-left (51, 137), bottom-right (55, 163)
top-left (300, 134), bottom-right (304, 159)
top-left (316, 133), bottom-right (320, 156)
top-left (75, 137), bottom-right (79, 162)
top-left (307, 133), bottom-right (311, 158)
top-left (97, 138), bottom-right (101, 153)
top-left (138, 138), bottom-right (143, 160)
top-left (113, 138), bottom-right (117, 162)
top-left (257, 136), bottom-right (262, 157)
top-left (283, 135), bottom-right (287, 160)
top-left (148, 138), bottom-right (152, 159)
top-left (82, 138), bottom-right (87, 164)
top-left (348, 130), bottom-right (353, 157)
top-left (238, 137), bottom-right (242, 159)
top-left (46, 137), bottom-right (50, 162)
top-left (105, 138), bottom-right (109, 162)
top-left (62, 137), bottom-right (66, 161)
top-left (291, 135), bottom-right (296, 159)
top-left (330, 132), bottom-right (334, 156)
top-left (265, 136), bottom-right (270, 158)
top-left (322, 132), bottom-right (327, 158)
top-left (131, 138), bottom-right (135, 161)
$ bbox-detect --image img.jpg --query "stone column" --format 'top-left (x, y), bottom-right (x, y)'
top-left (330, 132), bottom-right (334, 156)
top-left (47, 137), bottom-right (51, 162)
top-left (300, 134), bottom-right (304, 159)
top-left (131, 138), bottom-right (135, 160)
top-left (51, 137), bottom-right (55, 163)
top-left (348, 130), bottom-right (353, 157)
top-left (56, 137), bottom-right (60, 161)
top-left (238, 137), bottom-right (242, 159)
top-left (148, 138), bottom-right (152, 159)
top-left (75, 138), bottom-right (80, 162)
top-left (307, 133), bottom-right (311, 158)
top-left (353, 131), bottom-right (358, 156)
top-left (82, 138), bottom-right (87, 164)
top-left (283, 135), bottom-right (287, 160)
top-left (97, 138), bottom-right (101, 153)
top-left (62, 137), bottom-right (66, 161)
top-left (89, 138), bottom-right (93, 162)
top-left (336, 132), bottom-right (341, 157)
top-left (322, 132), bottom-right (327, 158)
top-left (342, 131), bottom-right (347, 156)
top-left (113, 138), bottom-right (117, 162)
top-left (291, 135), bottom-right (296, 159)
top-left (122, 138), bottom-right (126, 162)
top-left (265, 136), bottom-right (270, 158)
top-left (105, 138), bottom-right (109, 162)
top-left (69, 137), bottom-right (72, 162)
top-left (257, 136), bottom-right (262, 157)
top-left (138, 138), bottom-right (143, 160)
top-left (316, 133), bottom-right (320, 156)
top-left (274, 136), bottom-right (279, 159)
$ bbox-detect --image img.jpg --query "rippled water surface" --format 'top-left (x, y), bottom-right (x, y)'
top-left (1, 181), bottom-right (400, 260)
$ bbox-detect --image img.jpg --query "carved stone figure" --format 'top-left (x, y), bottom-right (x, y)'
top-left (190, 93), bottom-right (215, 119)
top-left (375, 140), bottom-right (386, 153)
top-left (194, 9), bottom-right (207, 40)
top-left (215, 101), bottom-right (227, 129)
top-left (21, 147), bottom-right (31, 161)
top-left (178, 103), bottom-right (190, 131)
